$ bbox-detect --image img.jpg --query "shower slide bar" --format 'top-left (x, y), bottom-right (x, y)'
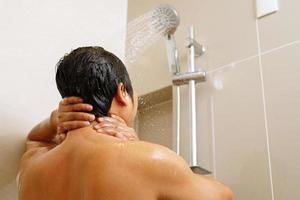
top-left (171, 26), bottom-right (210, 175)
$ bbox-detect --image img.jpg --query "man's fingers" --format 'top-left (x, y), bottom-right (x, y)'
top-left (120, 131), bottom-right (138, 141)
top-left (115, 132), bottom-right (127, 140)
top-left (96, 127), bottom-right (118, 136)
top-left (97, 117), bottom-right (115, 123)
top-left (94, 121), bottom-right (119, 129)
top-left (59, 112), bottom-right (95, 122)
top-left (57, 126), bottom-right (67, 135)
top-left (93, 116), bottom-right (138, 141)
top-left (60, 104), bottom-right (93, 112)
top-left (110, 114), bottom-right (126, 124)
top-left (60, 97), bottom-right (83, 105)
top-left (60, 121), bottom-right (90, 131)
top-left (58, 133), bottom-right (67, 143)
top-left (93, 122), bottom-right (128, 132)
top-left (97, 116), bottom-right (126, 125)
top-left (96, 128), bottom-right (134, 141)
top-left (95, 125), bottom-right (138, 141)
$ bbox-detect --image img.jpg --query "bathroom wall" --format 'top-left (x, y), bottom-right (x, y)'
top-left (138, 100), bottom-right (173, 148)
top-left (0, 0), bottom-right (128, 199)
top-left (136, 86), bottom-right (173, 149)
top-left (128, 0), bottom-right (300, 199)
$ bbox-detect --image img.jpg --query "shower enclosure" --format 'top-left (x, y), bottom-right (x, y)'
top-left (126, 4), bottom-right (210, 175)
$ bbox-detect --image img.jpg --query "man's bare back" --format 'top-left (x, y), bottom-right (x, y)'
top-left (18, 126), bottom-right (232, 200)
top-left (18, 47), bottom-right (232, 199)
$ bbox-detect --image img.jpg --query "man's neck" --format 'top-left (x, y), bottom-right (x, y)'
top-left (63, 120), bottom-right (117, 142)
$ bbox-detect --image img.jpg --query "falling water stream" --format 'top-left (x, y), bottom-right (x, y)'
top-left (125, 5), bottom-right (178, 64)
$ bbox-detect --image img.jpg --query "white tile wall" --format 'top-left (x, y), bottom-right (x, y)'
top-left (0, 0), bottom-right (128, 199)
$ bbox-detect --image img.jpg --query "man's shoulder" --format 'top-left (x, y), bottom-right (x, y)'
top-left (125, 141), bottom-right (178, 162)
top-left (123, 141), bottom-right (192, 180)
top-left (84, 139), bottom-right (184, 174)
top-left (133, 142), bottom-right (233, 200)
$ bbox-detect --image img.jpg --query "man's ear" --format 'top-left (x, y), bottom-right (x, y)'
top-left (115, 83), bottom-right (129, 106)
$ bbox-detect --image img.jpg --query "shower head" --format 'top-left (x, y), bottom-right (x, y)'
top-left (151, 5), bottom-right (180, 73)
top-left (151, 4), bottom-right (180, 36)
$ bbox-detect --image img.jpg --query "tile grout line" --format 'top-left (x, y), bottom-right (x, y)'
top-left (231, 54), bottom-right (258, 66)
top-left (261, 39), bottom-right (300, 56)
top-left (255, 19), bottom-right (275, 200)
top-left (210, 95), bottom-right (217, 178)
top-left (206, 39), bottom-right (300, 75)
top-left (207, 54), bottom-right (259, 74)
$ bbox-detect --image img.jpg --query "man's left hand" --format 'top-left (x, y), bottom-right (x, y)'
top-left (94, 114), bottom-right (139, 141)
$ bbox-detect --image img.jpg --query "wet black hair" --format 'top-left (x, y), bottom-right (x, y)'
top-left (56, 46), bottom-right (133, 117)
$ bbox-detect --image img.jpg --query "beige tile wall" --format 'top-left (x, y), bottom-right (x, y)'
top-left (209, 59), bottom-right (273, 200)
top-left (128, 0), bottom-right (300, 199)
top-left (137, 101), bottom-right (173, 149)
top-left (258, 0), bottom-right (300, 51)
top-left (261, 43), bottom-right (300, 200)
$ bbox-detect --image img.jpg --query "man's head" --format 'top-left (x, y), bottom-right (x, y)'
top-left (56, 46), bottom-right (138, 127)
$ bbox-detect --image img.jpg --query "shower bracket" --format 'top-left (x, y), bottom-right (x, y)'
top-left (172, 71), bottom-right (206, 86)
top-left (186, 37), bottom-right (206, 57)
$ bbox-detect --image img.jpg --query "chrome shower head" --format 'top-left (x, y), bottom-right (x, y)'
top-left (151, 4), bottom-right (180, 36)
top-left (150, 5), bottom-right (180, 73)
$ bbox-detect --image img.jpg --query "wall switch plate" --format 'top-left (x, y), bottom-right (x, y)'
top-left (256, 0), bottom-right (279, 18)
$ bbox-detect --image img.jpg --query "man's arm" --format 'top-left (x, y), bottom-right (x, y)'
top-left (26, 96), bottom-right (95, 149)
top-left (26, 110), bottom-right (58, 150)
top-left (18, 110), bottom-right (59, 175)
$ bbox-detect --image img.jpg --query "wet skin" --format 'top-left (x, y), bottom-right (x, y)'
top-left (18, 124), bottom-right (232, 200)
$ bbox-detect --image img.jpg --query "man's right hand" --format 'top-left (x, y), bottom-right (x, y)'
top-left (57, 96), bottom-right (95, 135)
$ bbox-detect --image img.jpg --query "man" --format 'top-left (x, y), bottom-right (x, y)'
top-left (17, 46), bottom-right (233, 200)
